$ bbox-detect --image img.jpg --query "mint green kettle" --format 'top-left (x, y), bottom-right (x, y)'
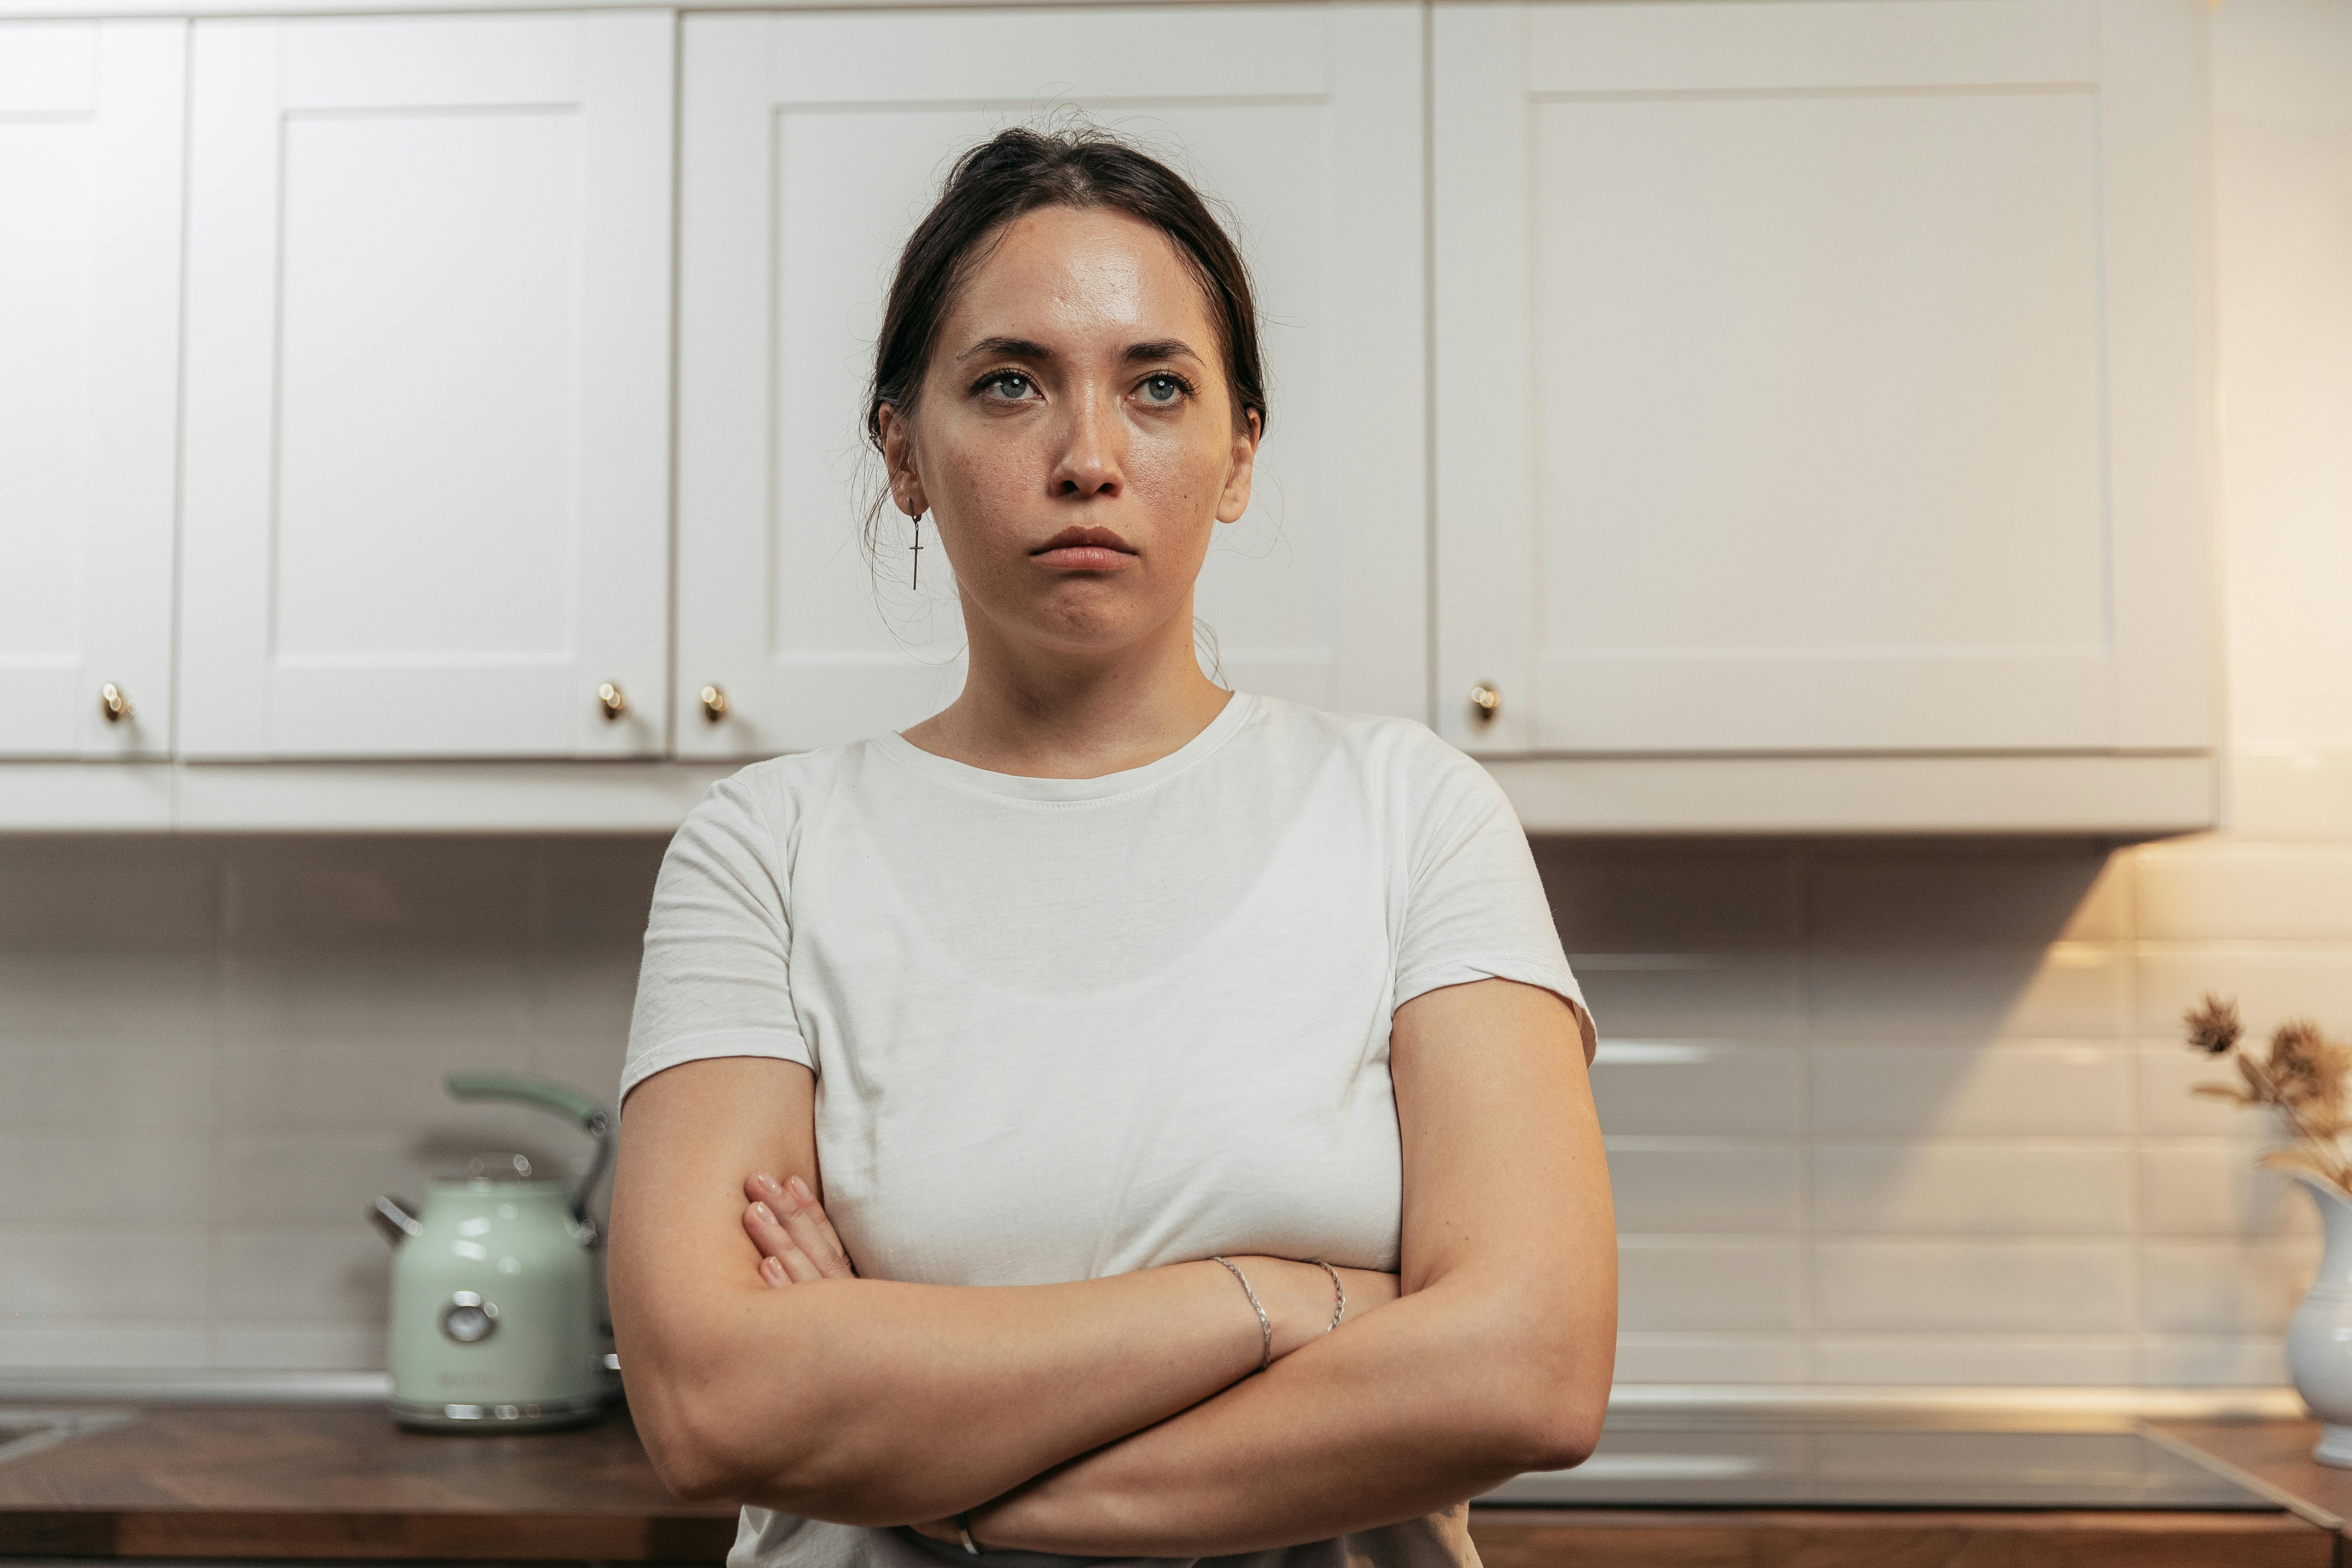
top-left (370, 1072), bottom-right (621, 1433)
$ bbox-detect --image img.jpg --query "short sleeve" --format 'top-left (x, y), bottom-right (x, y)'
top-left (619, 771), bottom-right (812, 1113)
top-left (1392, 736), bottom-right (1595, 1050)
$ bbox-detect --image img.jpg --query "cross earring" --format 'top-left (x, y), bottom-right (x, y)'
top-left (910, 509), bottom-right (925, 589)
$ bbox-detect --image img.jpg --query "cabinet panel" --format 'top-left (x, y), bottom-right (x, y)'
top-left (1433, 0), bottom-right (2213, 757)
top-left (179, 12), bottom-right (672, 759)
top-left (674, 6), bottom-right (1427, 757)
top-left (0, 21), bottom-right (182, 759)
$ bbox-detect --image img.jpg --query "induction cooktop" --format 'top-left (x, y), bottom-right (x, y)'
top-left (1472, 1410), bottom-right (2304, 1513)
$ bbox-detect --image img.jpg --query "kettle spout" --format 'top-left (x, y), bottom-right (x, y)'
top-left (369, 1195), bottom-right (423, 1246)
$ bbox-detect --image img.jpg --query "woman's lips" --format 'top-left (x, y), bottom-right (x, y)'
top-left (1033, 546), bottom-right (1136, 570)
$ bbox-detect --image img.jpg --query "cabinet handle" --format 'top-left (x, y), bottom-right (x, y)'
top-left (699, 684), bottom-right (729, 723)
top-left (597, 682), bottom-right (628, 722)
top-left (1468, 683), bottom-right (1501, 721)
top-left (99, 683), bottom-right (135, 723)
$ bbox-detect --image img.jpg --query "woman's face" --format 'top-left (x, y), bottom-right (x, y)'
top-left (882, 204), bottom-right (1259, 659)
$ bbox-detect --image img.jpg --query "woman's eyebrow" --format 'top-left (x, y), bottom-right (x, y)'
top-left (956, 335), bottom-right (1054, 364)
top-left (1125, 339), bottom-right (1202, 365)
top-left (953, 336), bottom-right (1203, 366)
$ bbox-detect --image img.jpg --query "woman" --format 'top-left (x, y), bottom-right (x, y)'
top-left (607, 125), bottom-right (1615, 1568)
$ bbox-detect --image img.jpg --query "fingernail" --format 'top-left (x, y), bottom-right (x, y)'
top-left (756, 1173), bottom-right (783, 1196)
top-left (788, 1175), bottom-right (815, 1204)
top-left (753, 1202), bottom-right (775, 1225)
top-left (761, 1257), bottom-right (786, 1285)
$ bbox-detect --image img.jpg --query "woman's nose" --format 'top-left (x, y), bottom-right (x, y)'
top-left (1050, 392), bottom-right (1124, 499)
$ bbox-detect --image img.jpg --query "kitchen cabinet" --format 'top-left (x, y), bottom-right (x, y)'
top-left (672, 4), bottom-right (1429, 757)
top-left (0, 0), bottom-right (2230, 833)
top-left (1432, 0), bottom-right (2216, 774)
top-left (0, 20), bottom-right (183, 761)
top-left (176, 11), bottom-right (674, 759)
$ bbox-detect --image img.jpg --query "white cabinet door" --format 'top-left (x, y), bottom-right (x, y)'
top-left (0, 22), bottom-right (182, 759)
top-left (1434, 0), bottom-right (2213, 756)
top-left (674, 6), bottom-right (1426, 757)
top-left (179, 13), bottom-right (673, 759)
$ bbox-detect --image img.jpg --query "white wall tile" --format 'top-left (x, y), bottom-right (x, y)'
top-left (2138, 845), bottom-right (2352, 942)
top-left (1533, 845), bottom-right (1802, 952)
top-left (2229, 754), bottom-right (2352, 840)
top-left (217, 1023), bottom-right (537, 1132)
top-left (0, 841), bottom-right (221, 951)
top-left (1812, 1242), bottom-right (2133, 1333)
top-left (1811, 1335), bottom-right (2136, 1386)
top-left (2139, 1335), bottom-right (2293, 1387)
top-left (0, 954), bottom-right (217, 1042)
top-left (1812, 1144), bottom-right (2130, 1235)
top-left (2139, 1143), bottom-right (2316, 1237)
top-left (212, 1323), bottom-right (387, 1370)
top-left (2139, 1042), bottom-right (2280, 1135)
top-left (0, 1135), bottom-right (210, 1225)
top-left (1809, 945), bottom-right (2130, 1040)
top-left (1618, 1239), bottom-right (1803, 1333)
top-left (0, 1232), bottom-right (210, 1318)
top-left (220, 953), bottom-right (536, 1052)
top-left (2141, 1242), bottom-right (2319, 1333)
top-left (1810, 849), bottom-right (2131, 947)
top-left (1591, 1042), bottom-right (1803, 1137)
top-left (0, 1323), bottom-right (210, 1369)
top-left (0, 1040), bottom-right (214, 1131)
top-left (1570, 954), bottom-right (1805, 1039)
top-left (213, 1230), bottom-right (388, 1323)
top-left (1608, 1142), bottom-right (1801, 1232)
top-left (1613, 1333), bottom-right (1808, 1383)
top-left (1812, 1044), bottom-right (2129, 1137)
top-left (2136, 948), bottom-right (2352, 1039)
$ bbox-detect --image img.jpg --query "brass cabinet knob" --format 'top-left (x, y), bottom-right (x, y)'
top-left (1468, 683), bottom-right (1501, 721)
top-left (99, 683), bottom-right (135, 723)
top-left (597, 682), bottom-right (628, 721)
top-left (699, 684), bottom-right (729, 723)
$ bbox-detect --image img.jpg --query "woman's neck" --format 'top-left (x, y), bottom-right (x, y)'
top-left (897, 617), bottom-right (1235, 780)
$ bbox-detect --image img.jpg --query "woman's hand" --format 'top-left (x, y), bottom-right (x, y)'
top-left (742, 1171), bottom-right (858, 1285)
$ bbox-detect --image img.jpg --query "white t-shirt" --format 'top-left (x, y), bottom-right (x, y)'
top-left (621, 688), bottom-right (1591, 1568)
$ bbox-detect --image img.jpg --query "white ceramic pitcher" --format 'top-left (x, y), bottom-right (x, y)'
top-left (2288, 1172), bottom-right (2352, 1466)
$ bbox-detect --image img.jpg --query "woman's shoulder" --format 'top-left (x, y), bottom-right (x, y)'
top-left (1250, 692), bottom-right (1490, 790)
top-left (672, 736), bottom-right (882, 855)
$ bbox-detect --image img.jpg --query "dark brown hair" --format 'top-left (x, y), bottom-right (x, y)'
top-left (863, 123), bottom-right (1269, 500)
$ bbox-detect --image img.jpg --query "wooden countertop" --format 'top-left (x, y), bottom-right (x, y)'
top-left (0, 1404), bottom-right (2341, 1566)
top-left (0, 1404), bottom-right (738, 1560)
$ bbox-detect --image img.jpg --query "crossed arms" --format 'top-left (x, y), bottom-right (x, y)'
top-left (606, 976), bottom-right (1615, 1557)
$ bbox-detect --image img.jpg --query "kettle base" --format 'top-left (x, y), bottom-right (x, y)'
top-left (390, 1391), bottom-right (616, 1434)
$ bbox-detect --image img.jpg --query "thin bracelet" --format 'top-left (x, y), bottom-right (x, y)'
top-left (1309, 1258), bottom-right (1346, 1333)
top-left (955, 1511), bottom-right (984, 1556)
top-left (1209, 1255), bottom-right (1273, 1371)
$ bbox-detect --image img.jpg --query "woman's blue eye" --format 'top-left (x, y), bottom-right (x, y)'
top-left (1142, 374), bottom-right (1185, 403)
top-left (982, 372), bottom-right (1031, 399)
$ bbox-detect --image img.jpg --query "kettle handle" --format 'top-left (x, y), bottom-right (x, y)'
top-left (444, 1071), bottom-right (613, 1231)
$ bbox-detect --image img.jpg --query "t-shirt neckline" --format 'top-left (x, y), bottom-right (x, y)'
top-left (871, 688), bottom-right (1257, 803)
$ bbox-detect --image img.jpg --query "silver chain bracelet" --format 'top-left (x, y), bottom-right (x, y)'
top-left (1309, 1258), bottom-right (1346, 1334)
top-left (1209, 1255), bottom-right (1273, 1371)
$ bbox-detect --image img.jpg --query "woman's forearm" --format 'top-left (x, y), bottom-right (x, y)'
top-left (958, 1272), bottom-right (1610, 1557)
top-left (621, 1253), bottom-right (1356, 1522)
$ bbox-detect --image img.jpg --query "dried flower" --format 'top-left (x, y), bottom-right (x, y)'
top-left (2184, 993), bottom-right (2242, 1055)
top-left (2187, 995), bottom-right (2352, 1197)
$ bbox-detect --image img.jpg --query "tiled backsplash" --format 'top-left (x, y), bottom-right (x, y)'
top-left (1550, 825), bottom-right (2352, 1387)
top-left (0, 837), bottom-right (663, 1373)
top-left (5, 817), bottom-right (2351, 1384)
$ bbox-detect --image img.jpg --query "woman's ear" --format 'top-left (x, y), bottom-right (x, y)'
top-left (878, 402), bottom-right (928, 517)
top-left (1214, 408), bottom-right (1260, 524)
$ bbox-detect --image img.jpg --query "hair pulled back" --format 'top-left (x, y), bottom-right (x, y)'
top-left (864, 124), bottom-right (1269, 478)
